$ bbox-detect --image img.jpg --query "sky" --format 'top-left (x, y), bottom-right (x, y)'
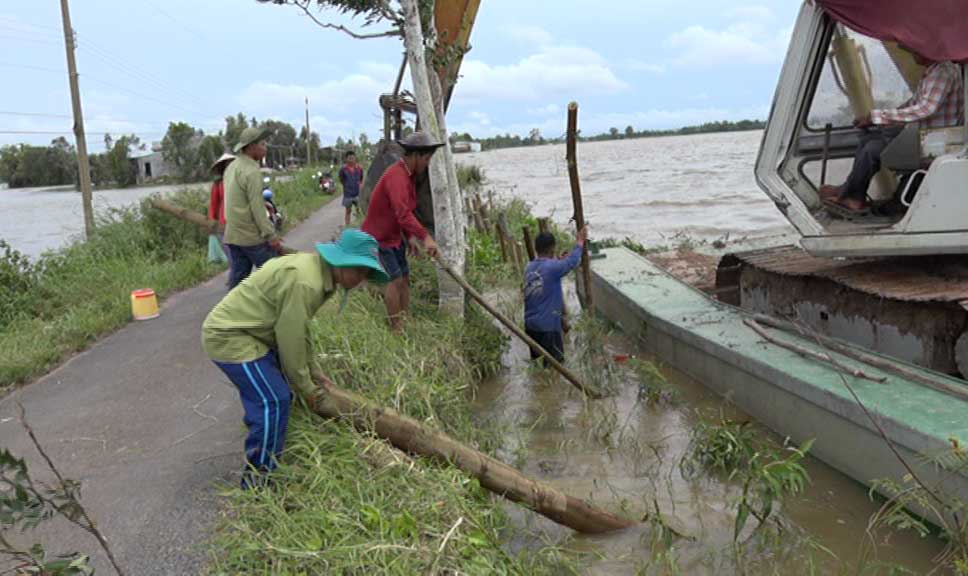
top-left (0, 0), bottom-right (801, 150)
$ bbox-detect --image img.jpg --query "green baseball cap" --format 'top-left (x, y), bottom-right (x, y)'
top-left (233, 126), bottom-right (272, 153)
top-left (316, 229), bottom-right (390, 284)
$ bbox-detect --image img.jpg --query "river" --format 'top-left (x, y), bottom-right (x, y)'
top-left (460, 130), bottom-right (793, 247)
top-left (0, 183), bottom-right (201, 260)
top-left (475, 289), bottom-right (944, 574)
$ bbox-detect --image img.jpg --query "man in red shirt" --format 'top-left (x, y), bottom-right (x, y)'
top-left (362, 132), bottom-right (442, 330)
top-left (208, 153), bottom-right (235, 227)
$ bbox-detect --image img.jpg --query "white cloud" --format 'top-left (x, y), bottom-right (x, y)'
top-left (527, 104), bottom-right (561, 116)
top-left (668, 25), bottom-right (775, 66)
top-left (622, 59), bottom-right (666, 74)
top-left (458, 45), bottom-right (627, 103)
top-left (506, 25), bottom-right (553, 47)
top-left (666, 5), bottom-right (787, 67)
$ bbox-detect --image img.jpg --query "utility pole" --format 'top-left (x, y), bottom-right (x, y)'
top-left (59, 0), bottom-right (94, 239)
top-left (304, 97), bottom-right (312, 166)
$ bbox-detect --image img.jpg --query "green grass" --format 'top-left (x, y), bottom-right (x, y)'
top-left (209, 256), bottom-right (578, 574)
top-left (0, 169), bottom-right (332, 391)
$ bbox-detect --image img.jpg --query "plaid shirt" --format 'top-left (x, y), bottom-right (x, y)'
top-left (872, 61), bottom-right (963, 129)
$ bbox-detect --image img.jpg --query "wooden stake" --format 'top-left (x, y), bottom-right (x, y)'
top-left (433, 255), bottom-right (604, 398)
top-left (309, 374), bottom-right (629, 533)
top-left (522, 226), bottom-right (536, 260)
top-left (566, 102), bottom-right (593, 309)
top-left (537, 218), bottom-right (549, 234)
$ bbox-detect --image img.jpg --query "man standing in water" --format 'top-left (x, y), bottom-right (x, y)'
top-left (224, 126), bottom-right (281, 288)
top-left (523, 226), bottom-right (588, 365)
top-left (362, 132), bottom-right (442, 331)
top-left (202, 229), bottom-right (389, 487)
top-left (339, 150), bottom-right (364, 227)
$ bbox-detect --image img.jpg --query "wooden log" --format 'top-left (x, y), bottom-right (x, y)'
top-left (308, 373), bottom-right (627, 532)
top-left (433, 255), bottom-right (603, 398)
top-left (537, 217), bottom-right (550, 234)
top-left (566, 102), bottom-right (593, 309)
top-left (150, 197), bottom-right (297, 255)
top-left (149, 197), bottom-right (217, 233)
top-left (522, 226), bottom-right (536, 261)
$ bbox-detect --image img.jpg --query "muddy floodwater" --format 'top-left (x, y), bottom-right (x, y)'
top-left (474, 293), bottom-right (944, 574)
top-left (0, 183), bottom-right (195, 259)
top-left (460, 130), bottom-right (793, 247)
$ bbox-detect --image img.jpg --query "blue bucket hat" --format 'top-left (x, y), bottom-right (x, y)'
top-left (316, 229), bottom-right (390, 284)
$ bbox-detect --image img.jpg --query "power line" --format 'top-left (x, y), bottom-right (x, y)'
top-left (0, 61), bottom-right (64, 74)
top-left (76, 37), bottom-right (213, 112)
top-left (0, 110), bottom-right (72, 119)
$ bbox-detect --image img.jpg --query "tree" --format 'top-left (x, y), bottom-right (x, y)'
top-left (223, 112), bottom-right (249, 150)
top-left (196, 135), bottom-right (226, 178)
top-left (161, 122), bottom-right (201, 183)
top-left (609, 126), bottom-right (620, 138)
top-left (103, 134), bottom-right (140, 187)
top-left (258, 0), bottom-right (468, 318)
top-left (625, 125), bottom-right (635, 137)
top-left (528, 128), bottom-right (543, 144)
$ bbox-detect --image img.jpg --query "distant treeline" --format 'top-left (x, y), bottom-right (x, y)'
top-left (0, 112), bottom-right (374, 189)
top-left (455, 119), bottom-right (766, 152)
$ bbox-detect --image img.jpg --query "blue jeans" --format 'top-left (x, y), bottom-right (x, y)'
top-left (227, 243), bottom-right (277, 288)
top-left (213, 350), bottom-right (292, 483)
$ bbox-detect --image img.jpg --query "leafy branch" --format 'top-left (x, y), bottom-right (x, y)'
top-left (0, 402), bottom-right (125, 576)
top-left (257, 0), bottom-right (402, 39)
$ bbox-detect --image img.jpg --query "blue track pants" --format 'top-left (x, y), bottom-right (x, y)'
top-left (214, 350), bottom-right (292, 475)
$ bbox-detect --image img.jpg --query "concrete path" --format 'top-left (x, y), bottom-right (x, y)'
top-left (0, 201), bottom-right (343, 575)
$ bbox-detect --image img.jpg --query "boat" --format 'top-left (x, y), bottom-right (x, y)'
top-left (591, 0), bottom-right (968, 521)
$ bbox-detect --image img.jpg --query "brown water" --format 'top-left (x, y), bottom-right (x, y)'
top-left (0, 183), bottom-right (194, 259)
top-left (460, 131), bottom-right (793, 247)
top-left (474, 293), bottom-right (946, 574)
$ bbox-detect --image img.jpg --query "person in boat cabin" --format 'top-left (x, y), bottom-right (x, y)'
top-left (820, 48), bottom-right (964, 215)
top-left (339, 150), bottom-right (364, 227)
top-left (361, 132), bottom-right (442, 331)
top-left (201, 229), bottom-right (389, 488)
top-left (523, 226), bottom-right (588, 366)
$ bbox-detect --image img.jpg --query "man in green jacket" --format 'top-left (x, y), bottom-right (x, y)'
top-left (202, 229), bottom-right (389, 487)
top-left (224, 126), bottom-right (280, 288)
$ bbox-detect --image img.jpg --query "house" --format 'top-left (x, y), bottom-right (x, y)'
top-left (130, 142), bottom-right (174, 184)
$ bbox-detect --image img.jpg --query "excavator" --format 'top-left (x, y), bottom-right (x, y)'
top-left (716, 0), bottom-right (968, 376)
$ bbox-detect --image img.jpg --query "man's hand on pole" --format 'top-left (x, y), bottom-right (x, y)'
top-left (577, 225), bottom-right (589, 246)
top-left (422, 236), bottom-right (440, 258)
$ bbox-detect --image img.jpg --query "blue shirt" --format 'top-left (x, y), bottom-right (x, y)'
top-left (523, 245), bottom-right (584, 332)
top-left (339, 164), bottom-right (363, 198)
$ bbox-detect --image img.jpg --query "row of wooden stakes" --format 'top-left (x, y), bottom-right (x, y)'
top-left (462, 190), bottom-right (550, 275)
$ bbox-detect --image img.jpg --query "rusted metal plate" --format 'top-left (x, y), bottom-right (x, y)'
top-left (730, 245), bottom-right (968, 303)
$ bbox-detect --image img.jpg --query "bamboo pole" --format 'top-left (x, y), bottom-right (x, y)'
top-left (149, 198), bottom-right (297, 255)
top-left (149, 197), bottom-right (217, 233)
top-left (566, 102), bottom-right (593, 308)
top-left (308, 373), bottom-right (627, 532)
top-left (433, 255), bottom-right (603, 398)
top-left (522, 226), bottom-right (536, 261)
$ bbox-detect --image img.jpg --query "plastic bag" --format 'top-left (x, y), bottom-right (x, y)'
top-left (208, 234), bottom-right (228, 264)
